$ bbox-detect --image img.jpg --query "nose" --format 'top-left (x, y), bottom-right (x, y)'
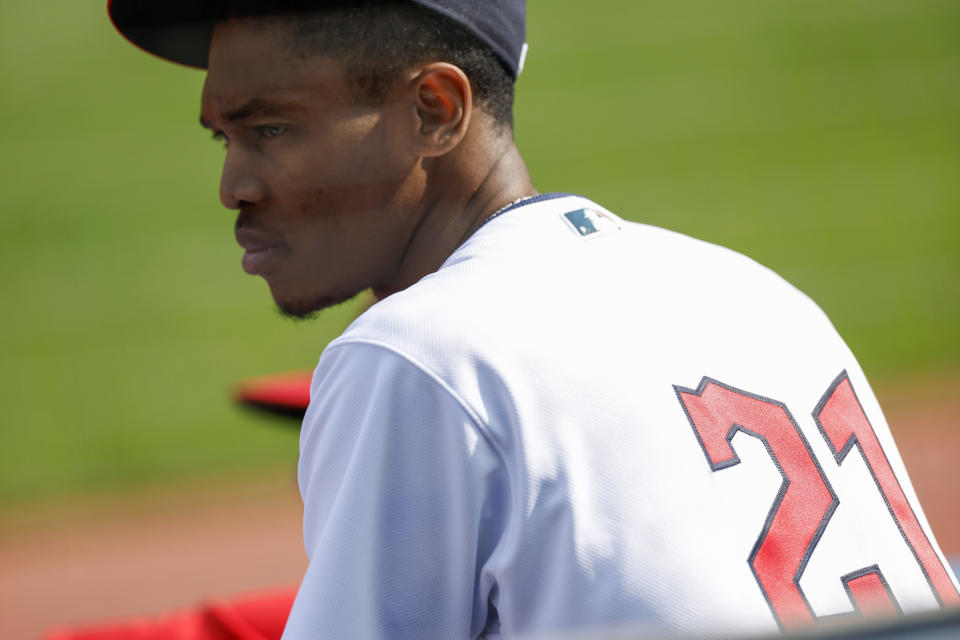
top-left (219, 148), bottom-right (267, 210)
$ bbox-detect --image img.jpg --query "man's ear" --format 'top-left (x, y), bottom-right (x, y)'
top-left (412, 63), bottom-right (472, 157)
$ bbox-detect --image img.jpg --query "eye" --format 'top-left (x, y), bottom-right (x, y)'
top-left (258, 125), bottom-right (287, 139)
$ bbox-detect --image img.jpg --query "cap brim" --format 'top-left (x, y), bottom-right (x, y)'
top-left (108, 0), bottom-right (218, 68)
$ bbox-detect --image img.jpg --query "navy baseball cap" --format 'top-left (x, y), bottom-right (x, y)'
top-left (107, 0), bottom-right (528, 77)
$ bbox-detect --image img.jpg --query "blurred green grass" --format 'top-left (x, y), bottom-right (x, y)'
top-left (1, 0), bottom-right (957, 510)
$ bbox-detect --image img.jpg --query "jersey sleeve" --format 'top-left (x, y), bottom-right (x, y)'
top-left (282, 340), bottom-right (508, 640)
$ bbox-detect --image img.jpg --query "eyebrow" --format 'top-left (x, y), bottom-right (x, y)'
top-left (199, 97), bottom-right (301, 130)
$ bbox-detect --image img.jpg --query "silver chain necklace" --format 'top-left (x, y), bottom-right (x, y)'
top-left (482, 194), bottom-right (538, 227)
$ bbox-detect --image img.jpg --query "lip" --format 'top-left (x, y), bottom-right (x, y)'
top-left (235, 227), bottom-right (286, 276)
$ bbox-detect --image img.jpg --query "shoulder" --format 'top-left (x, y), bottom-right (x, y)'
top-left (372, 195), bottom-right (825, 322)
top-left (325, 194), bottom-right (838, 372)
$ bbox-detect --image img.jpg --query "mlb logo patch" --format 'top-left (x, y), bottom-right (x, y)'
top-left (562, 208), bottom-right (621, 238)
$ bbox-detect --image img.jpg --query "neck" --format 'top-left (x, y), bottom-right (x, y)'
top-left (374, 134), bottom-right (537, 299)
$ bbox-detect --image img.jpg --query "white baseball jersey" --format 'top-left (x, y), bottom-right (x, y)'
top-left (282, 195), bottom-right (959, 639)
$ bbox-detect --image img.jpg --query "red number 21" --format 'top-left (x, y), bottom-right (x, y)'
top-left (675, 371), bottom-right (959, 630)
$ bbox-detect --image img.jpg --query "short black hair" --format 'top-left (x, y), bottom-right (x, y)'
top-left (228, 2), bottom-right (516, 128)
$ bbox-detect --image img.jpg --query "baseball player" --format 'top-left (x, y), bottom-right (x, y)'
top-left (108, 1), bottom-right (960, 638)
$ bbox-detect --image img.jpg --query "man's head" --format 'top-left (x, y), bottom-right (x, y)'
top-left (109, 0), bottom-right (526, 129)
top-left (110, 1), bottom-right (532, 318)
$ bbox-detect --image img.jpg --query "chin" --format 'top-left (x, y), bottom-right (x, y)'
top-left (274, 288), bottom-right (360, 320)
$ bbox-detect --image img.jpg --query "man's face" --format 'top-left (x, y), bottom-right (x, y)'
top-left (200, 19), bottom-right (423, 317)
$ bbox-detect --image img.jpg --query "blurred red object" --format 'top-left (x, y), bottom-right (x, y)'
top-left (234, 371), bottom-right (313, 421)
top-left (43, 588), bottom-right (296, 640)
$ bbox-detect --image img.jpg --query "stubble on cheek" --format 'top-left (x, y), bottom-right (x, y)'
top-left (270, 144), bottom-right (421, 317)
top-left (264, 190), bottom-right (379, 318)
